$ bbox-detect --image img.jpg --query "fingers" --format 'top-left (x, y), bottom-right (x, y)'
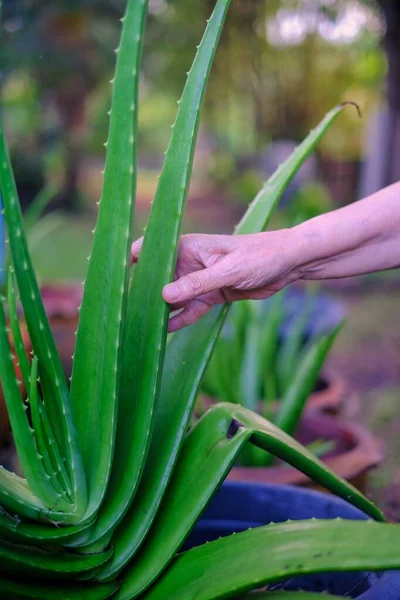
top-left (130, 237), bottom-right (143, 264)
top-left (168, 299), bottom-right (212, 332)
top-left (163, 260), bottom-right (234, 305)
top-left (131, 233), bottom-right (239, 266)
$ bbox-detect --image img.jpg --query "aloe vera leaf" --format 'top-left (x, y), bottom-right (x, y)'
top-left (276, 291), bottom-right (315, 396)
top-left (29, 356), bottom-right (73, 501)
top-left (232, 300), bottom-right (251, 346)
top-left (28, 356), bottom-right (67, 498)
top-left (141, 519), bottom-right (400, 600)
top-left (239, 303), bottom-right (260, 412)
top-left (0, 466), bottom-right (78, 524)
top-left (0, 295), bottom-right (71, 511)
top-left (87, 0), bottom-right (232, 546)
top-left (0, 127), bottom-right (86, 516)
top-left (235, 104), bottom-right (354, 235)
top-left (0, 467), bottom-right (48, 520)
top-left (69, 0), bottom-right (146, 518)
top-left (238, 304), bottom-right (265, 466)
top-left (201, 345), bottom-right (223, 398)
top-left (260, 293), bottom-right (284, 403)
top-left (7, 269), bottom-right (30, 392)
top-left (0, 577), bottom-right (118, 600)
top-left (274, 323), bottom-right (343, 437)
top-left (39, 401), bottom-right (74, 500)
top-left (0, 541), bottom-right (113, 581)
top-left (114, 402), bottom-right (383, 599)
top-left (95, 307), bottom-right (226, 580)
top-left (0, 510), bottom-right (93, 546)
top-left (214, 335), bottom-right (242, 404)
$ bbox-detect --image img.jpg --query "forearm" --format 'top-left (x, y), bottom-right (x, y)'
top-left (291, 182), bottom-right (400, 280)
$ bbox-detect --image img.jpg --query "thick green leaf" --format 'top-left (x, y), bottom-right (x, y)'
top-left (0, 511), bottom-right (93, 546)
top-left (238, 303), bottom-right (265, 466)
top-left (0, 117), bottom-right (86, 517)
top-left (115, 403), bottom-right (383, 599)
top-left (7, 269), bottom-right (30, 392)
top-left (141, 520), bottom-right (400, 600)
top-left (0, 577), bottom-right (118, 600)
top-left (234, 104), bottom-right (355, 235)
top-left (239, 304), bottom-right (260, 411)
top-left (28, 356), bottom-right (69, 499)
top-left (70, 0), bottom-right (146, 518)
top-left (259, 294), bottom-right (283, 404)
top-left (274, 323), bottom-right (343, 437)
top-left (0, 467), bottom-right (49, 521)
top-left (0, 466), bottom-right (79, 525)
top-left (86, 0), bottom-right (232, 546)
top-left (0, 541), bottom-right (113, 581)
top-left (275, 290), bottom-right (315, 396)
top-left (200, 337), bottom-right (227, 400)
top-left (214, 334), bottom-right (243, 404)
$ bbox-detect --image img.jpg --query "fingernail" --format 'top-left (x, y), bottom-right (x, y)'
top-left (163, 284), bottom-right (179, 303)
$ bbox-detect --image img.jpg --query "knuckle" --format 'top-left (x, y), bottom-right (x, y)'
top-left (186, 273), bottom-right (206, 293)
top-left (221, 259), bottom-right (241, 282)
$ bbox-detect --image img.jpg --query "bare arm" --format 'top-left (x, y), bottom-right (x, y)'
top-left (296, 182), bottom-right (400, 280)
top-left (131, 183), bottom-right (400, 331)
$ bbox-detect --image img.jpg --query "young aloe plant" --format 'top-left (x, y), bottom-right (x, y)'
top-left (200, 293), bottom-right (342, 466)
top-left (0, 2), bottom-right (400, 599)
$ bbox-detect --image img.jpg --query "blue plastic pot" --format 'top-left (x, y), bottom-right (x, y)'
top-left (186, 482), bottom-right (400, 599)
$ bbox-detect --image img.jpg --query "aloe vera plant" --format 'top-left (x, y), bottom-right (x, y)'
top-left (200, 293), bottom-right (342, 466)
top-left (0, 2), bottom-right (400, 599)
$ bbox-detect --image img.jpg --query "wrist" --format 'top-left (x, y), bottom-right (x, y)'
top-left (284, 222), bottom-right (317, 273)
top-left (258, 227), bottom-right (308, 280)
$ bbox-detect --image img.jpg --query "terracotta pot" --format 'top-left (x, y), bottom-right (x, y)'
top-left (228, 411), bottom-right (384, 494)
top-left (307, 370), bottom-right (360, 418)
top-left (40, 283), bottom-right (82, 319)
top-left (0, 328), bottom-right (31, 445)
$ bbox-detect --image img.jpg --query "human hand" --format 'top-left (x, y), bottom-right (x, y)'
top-left (131, 231), bottom-right (300, 331)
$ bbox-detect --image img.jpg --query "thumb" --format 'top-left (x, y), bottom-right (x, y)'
top-left (163, 261), bottom-right (234, 304)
